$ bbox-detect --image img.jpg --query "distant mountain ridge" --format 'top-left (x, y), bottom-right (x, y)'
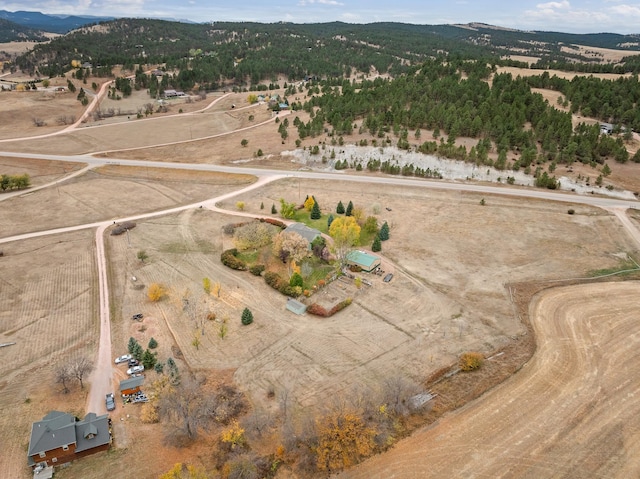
top-left (0, 10), bottom-right (114, 34)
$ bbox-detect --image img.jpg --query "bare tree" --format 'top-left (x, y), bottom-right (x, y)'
top-left (233, 222), bottom-right (278, 250)
top-left (380, 375), bottom-right (421, 417)
top-left (159, 376), bottom-right (212, 442)
top-left (54, 363), bottom-right (73, 394)
top-left (241, 408), bottom-right (272, 440)
top-left (69, 357), bottom-right (93, 390)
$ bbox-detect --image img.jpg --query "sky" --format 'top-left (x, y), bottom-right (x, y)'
top-left (2, 0), bottom-right (640, 34)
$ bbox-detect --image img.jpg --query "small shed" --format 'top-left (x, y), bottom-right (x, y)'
top-left (346, 250), bottom-right (381, 273)
top-left (119, 376), bottom-right (144, 396)
top-left (286, 298), bottom-right (307, 315)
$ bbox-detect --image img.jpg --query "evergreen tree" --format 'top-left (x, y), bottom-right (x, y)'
top-left (372, 235), bottom-right (382, 252)
top-left (167, 357), bottom-right (180, 385)
top-left (336, 201), bottom-right (345, 214)
top-left (154, 362), bottom-right (164, 374)
top-left (311, 201), bottom-right (322, 219)
top-left (142, 349), bottom-right (157, 370)
top-left (327, 214), bottom-right (335, 228)
top-left (133, 342), bottom-right (144, 361)
top-left (128, 337), bottom-right (138, 354)
top-left (241, 308), bottom-right (254, 325)
top-left (345, 201), bottom-right (354, 216)
top-left (148, 337), bottom-right (158, 349)
top-left (271, 203), bottom-right (277, 214)
top-left (379, 221), bottom-right (390, 241)
top-left (290, 272), bottom-right (304, 288)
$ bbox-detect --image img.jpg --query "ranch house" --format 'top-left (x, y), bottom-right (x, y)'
top-left (284, 223), bottom-right (321, 246)
top-left (27, 411), bottom-right (111, 469)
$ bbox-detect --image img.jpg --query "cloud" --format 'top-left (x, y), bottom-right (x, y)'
top-left (298, 0), bottom-right (344, 6)
top-left (536, 0), bottom-right (570, 9)
top-left (609, 4), bottom-right (640, 17)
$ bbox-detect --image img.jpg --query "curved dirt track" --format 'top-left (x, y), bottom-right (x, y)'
top-left (338, 281), bottom-right (640, 479)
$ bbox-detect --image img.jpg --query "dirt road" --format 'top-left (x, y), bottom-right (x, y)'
top-left (337, 281), bottom-right (640, 478)
top-left (83, 174), bottom-right (284, 414)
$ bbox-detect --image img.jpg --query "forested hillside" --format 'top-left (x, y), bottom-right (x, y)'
top-left (9, 19), bottom-right (640, 80)
top-left (3, 18), bottom-right (639, 183)
top-left (0, 18), bottom-right (48, 42)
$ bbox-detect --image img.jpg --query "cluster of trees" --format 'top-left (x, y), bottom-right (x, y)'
top-left (128, 336), bottom-right (159, 371)
top-left (0, 173), bottom-right (30, 191)
top-left (157, 373), bottom-right (431, 477)
top-left (289, 57), bottom-right (635, 178)
top-left (525, 72), bottom-right (640, 134)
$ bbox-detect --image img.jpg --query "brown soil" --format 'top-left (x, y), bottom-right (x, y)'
top-left (338, 278), bottom-right (640, 479)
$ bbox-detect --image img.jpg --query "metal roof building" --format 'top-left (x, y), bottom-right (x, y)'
top-left (346, 250), bottom-right (381, 272)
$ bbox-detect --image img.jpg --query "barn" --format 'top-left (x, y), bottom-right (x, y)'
top-left (346, 250), bottom-right (381, 273)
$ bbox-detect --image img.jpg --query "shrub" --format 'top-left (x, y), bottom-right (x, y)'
top-left (289, 272), bottom-right (303, 288)
top-left (307, 298), bottom-right (352, 317)
top-left (279, 284), bottom-right (299, 297)
top-left (250, 264), bottom-right (266, 276)
top-left (567, 209), bottom-right (575, 215)
top-left (260, 217), bottom-right (286, 229)
top-left (148, 283), bottom-right (166, 302)
top-left (264, 271), bottom-right (284, 290)
top-left (306, 303), bottom-right (330, 317)
top-left (459, 352), bottom-right (484, 371)
top-left (221, 249), bottom-right (247, 270)
top-left (329, 298), bottom-right (352, 315)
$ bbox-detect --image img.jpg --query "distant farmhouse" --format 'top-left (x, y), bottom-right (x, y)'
top-left (600, 122), bottom-right (613, 135)
top-left (27, 411), bottom-right (111, 469)
top-left (163, 89), bottom-right (186, 98)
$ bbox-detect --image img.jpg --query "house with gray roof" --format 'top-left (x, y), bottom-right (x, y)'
top-left (283, 223), bottom-right (321, 245)
top-left (27, 411), bottom-right (111, 469)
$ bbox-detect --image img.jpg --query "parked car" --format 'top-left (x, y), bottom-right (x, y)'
top-left (131, 313), bottom-right (143, 321)
top-left (127, 365), bottom-right (144, 375)
top-left (105, 393), bottom-right (115, 411)
top-left (114, 354), bottom-right (132, 364)
top-left (383, 273), bottom-right (394, 283)
top-left (128, 358), bottom-right (139, 367)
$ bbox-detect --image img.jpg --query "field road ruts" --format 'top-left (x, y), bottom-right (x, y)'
top-left (336, 281), bottom-right (640, 479)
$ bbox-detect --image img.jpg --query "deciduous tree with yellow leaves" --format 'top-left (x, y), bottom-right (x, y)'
top-left (328, 216), bottom-right (361, 263)
top-left (315, 409), bottom-right (377, 471)
top-left (159, 463), bottom-right (208, 479)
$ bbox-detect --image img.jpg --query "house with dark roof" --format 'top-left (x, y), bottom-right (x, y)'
top-left (283, 223), bottom-right (321, 245)
top-left (27, 411), bottom-right (111, 469)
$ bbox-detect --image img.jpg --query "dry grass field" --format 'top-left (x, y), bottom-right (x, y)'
top-left (2, 49), bottom-right (640, 478)
top-left (3, 169), bottom-right (636, 478)
top-left (0, 229), bottom-right (97, 479)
